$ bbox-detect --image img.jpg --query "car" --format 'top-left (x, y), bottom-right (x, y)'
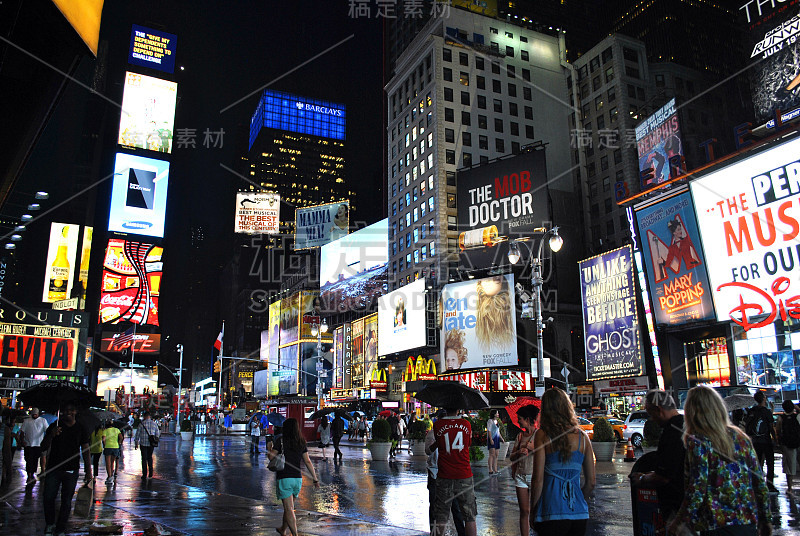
top-left (623, 410), bottom-right (649, 448)
top-left (577, 416), bottom-right (594, 439)
top-left (590, 416), bottom-right (626, 441)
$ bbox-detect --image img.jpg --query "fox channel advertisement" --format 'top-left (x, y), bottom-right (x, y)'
top-left (580, 246), bottom-right (642, 381)
top-left (109, 153), bottom-right (170, 238)
top-left (740, 0), bottom-right (800, 123)
top-left (440, 274), bottom-right (518, 370)
top-left (634, 190), bottom-right (716, 326)
top-left (635, 98), bottom-right (684, 187)
top-left (294, 201), bottom-right (349, 249)
top-left (689, 136), bottom-right (800, 331)
top-left (456, 151), bottom-right (549, 269)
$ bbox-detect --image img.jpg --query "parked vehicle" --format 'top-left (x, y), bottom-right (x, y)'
top-left (591, 416), bottom-right (626, 441)
top-left (577, 416), bottom-right (594, 439)
top-left (623, 410), bottom-right (649, 448)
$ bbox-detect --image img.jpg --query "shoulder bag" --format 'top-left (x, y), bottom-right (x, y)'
top-left (268, 452), bottom-right (285, 472)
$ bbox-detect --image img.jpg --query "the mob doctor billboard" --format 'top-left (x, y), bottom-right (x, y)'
top-left (690, 136), bottom-right (800, 331)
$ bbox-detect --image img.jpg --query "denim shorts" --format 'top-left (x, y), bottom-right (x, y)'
top-left (487, 436), bottom-right (501, 449)
top-left (103, 448), bottom-right (120, 457)
top-left (276, 477), bottom-right (302, 500)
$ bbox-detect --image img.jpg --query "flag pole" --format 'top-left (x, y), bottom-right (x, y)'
top-left (217, 321), bottom-right (224, 410)
top-left (130, 323), bottom-right (137, 404)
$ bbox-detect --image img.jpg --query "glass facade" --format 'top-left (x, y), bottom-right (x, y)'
top-left (734, 319), bottom-right (800, 401)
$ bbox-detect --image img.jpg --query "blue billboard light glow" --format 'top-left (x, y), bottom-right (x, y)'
top-left (249, 90), bottom-right (346, 149)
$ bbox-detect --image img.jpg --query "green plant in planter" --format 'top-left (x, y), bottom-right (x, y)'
top-left (591, 417), bottom-right (615, 442)
top-left (368, 418), bottom-right (391, 445)
top-left (468, 416), bottom-right (488, 446)
top-left (643, 419), bottom-right (663, 447)
top-left (180, 419), bottom-right (193, 432)
top-left (469, 445), bottom-right (485, 462)
top-left (409, 420), bottom-right (428, 441)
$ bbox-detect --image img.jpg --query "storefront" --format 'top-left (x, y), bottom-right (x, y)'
top-left (593, 376), bottom-right (650, 415)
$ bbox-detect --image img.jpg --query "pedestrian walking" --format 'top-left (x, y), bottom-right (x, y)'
top-left (424, 411), bottom-right (466, 536)
top-left (269, 418), bottom-right (319, 536)
top-left (746, 391), bottom-right (779, 493)
top-left (89, 424), bottom-right (104, 480)
top-left (427, 408), bottom-right (478, 536)
top-left (777, 399), bottom-right (800, 493)
top-left (40, 404), bottom-right (92, 536)
top-left (103, 421), bottom-right (123, 484)
top-left (388, 414), bottom-right (401, 457)
top-left (510, 404), bottom-right (539, 536)
top-left (20, 407), bottom-right (48, 484)
top-left (331, 414), bottom-right (345, 462)
top-left (134, 411), bottom-right (160, 480)
top-left (529, 388), bottom-right (595, 536)
top-left (630, 389), bottom-right (686, 525)
top-left (669, 385), bottom-right (772, 536)
top-left (10, 415), bottom-right (23, 464)
top-left (487, 409), bottom-right (504, 475)
top-left (1, 411), bottom-right (14, 488)
top-left (358, 417), bottom-right (367, 441)
top-left (317, 419), bottom-right (331, 460)
top-left (250, 415), bottom-right (262, 455)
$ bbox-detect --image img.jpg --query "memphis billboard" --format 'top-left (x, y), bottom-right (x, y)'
top-left (249, 89), bottom-right (346, 150)
top-left (690, 135), bottom-right (800, 330)
top-left (635, 98), bottom-right (684, 188)
top-left (109, 153), bottom-right (170, 238)
top-left (294, 201), bottom-right (349, 249)
top-left (456, 151), bottom-right (550, 269)
top-left (580, 246), bottom-right (643, 381)
top-left (128, 24), bottom-right (177, 74)
top-left (377, 278), bottom-right (427, 356)
top-left (118, 72), bottom-right (177, 153)
top-left (98, 239), bottom-right (162, 326)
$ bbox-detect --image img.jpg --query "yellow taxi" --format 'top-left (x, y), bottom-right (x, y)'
top-left (590, 416), bottom-right (626, 441)
top-left (577, 417), bottom-right (594, 439)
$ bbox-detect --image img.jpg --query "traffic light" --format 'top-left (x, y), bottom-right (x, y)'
top-left (152, 366), bottom-right (159, 375)
top-left (214, 360), bottom-right (221, 373)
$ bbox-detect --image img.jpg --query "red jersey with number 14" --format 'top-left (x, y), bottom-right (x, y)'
top-left (433, 417), bottom-right (472, 479)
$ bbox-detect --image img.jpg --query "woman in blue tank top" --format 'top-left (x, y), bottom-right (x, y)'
top-left (529, 388), bottom-right (596, 536)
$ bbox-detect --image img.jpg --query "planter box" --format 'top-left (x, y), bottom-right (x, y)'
top-left (369, 442), bottom-right (392, 460)
top-left (179, 431), bottom-right (194, 441)
top-left (411, 441), bottom-right (428, 456)
top-left (592, 441), bottom-right (615, 462)
top-left (498, 441), bottom-right (510, 460)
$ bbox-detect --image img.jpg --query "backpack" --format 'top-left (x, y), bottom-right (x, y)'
top-left (782, 414), bottom-right (800, 449)
top-left (745, 408), bottom-right (769, 440)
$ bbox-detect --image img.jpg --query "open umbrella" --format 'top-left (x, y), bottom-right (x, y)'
top-left (266, 412), bottom-right (286, 427)
top-left (19, 380), bottom-right (98, 413)
top-left (724, 394), bottom-right (755, 412)
top-left (89, 408), bottom-right (120, 422)
top-left (378, 410), bottom-right (395, 418)
top-left (76, 410), bottom-right (102, 435)
top-left (413, 381), bottom-right (489, 410)
top-left (505, 396), bottom-right (541, 430)
top-left (309, 408), bottom-right (352, 421)
top-left (349, 411), bottom-right (365, 418)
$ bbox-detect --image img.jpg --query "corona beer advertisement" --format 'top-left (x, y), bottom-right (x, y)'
top-left (109, 153), bottom-right (170, 238)
top-left (118, 72), bottom-right (177, 153)
top-left (580, 246), bottom-right (642, 381)
top-left (634, 190), bottom-right (715, 325)
top-left (294, 201), bottom-right (349, 249)
top-left (41, 223), bottom-right (80, 303)
top-left (98, 239), bottom-right (162, 326)
top-left (378, 278), bottom-right (427, 355)
top-left (234, 192), bottom-right (280, 234)
top-left (690, 136), bottom-right (800, 329)
top-left (440, 274), bottom-right (518, 370)
top-left (635, 98), bottom-right (684, 187)
top-left (128, 24), bottom-right (177, 74)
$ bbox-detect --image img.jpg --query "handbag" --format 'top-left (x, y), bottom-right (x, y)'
top-left (73, 482), bottom-right (94, 518)
top-left (268, 452), bottom-right (285, 472)
top-left (144, 424), bottom-right (159, 448)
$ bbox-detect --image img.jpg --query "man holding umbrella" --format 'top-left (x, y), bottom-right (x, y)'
top-left (40, 403), bottom-right (92, 536)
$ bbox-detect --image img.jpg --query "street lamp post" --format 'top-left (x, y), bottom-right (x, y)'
top-left (177, 344), bottom-right (183, 427)
top-left (508, 226), bottom-right (563, 384)
top-left (310, 319), bottom-right (328, 411)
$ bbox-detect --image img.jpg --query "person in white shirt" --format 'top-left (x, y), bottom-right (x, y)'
top-left (19, 407), bottom-right (48, 483)
top-left (250, 416), bottom-right (262, 455)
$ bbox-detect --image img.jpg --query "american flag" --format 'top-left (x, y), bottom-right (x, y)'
top-left (114, 325), bottom-right (136, 349)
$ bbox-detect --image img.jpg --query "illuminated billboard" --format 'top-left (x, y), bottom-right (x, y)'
top-left (363, 314), bottom-right (378, 387)
top-left (580, 246), bottom-right (642, 381)
top-left (279, 293), bottom-right (300, 346)
top-left (51, 0), bottom-right (103, 55)
top-left (128, 24), bottom-right (177, 74)
top-left (109, 153), bottom-right (169, 238)
top-left (97, 368), bottom-right (157, 395)
top-left (118, 72), bottom-right (177, 153)
top-left (42, 223), bottom-right (80, 303)
top-left (99, 239), bottom-right (162, 326)
top-left (351, 318), bottom-right (365, 389)
top-left (277, 345), bottom-right (299, 395)
top-left (378, 278), bottom-right (427, 356)
top-left (320, 219), bottom-right (388, 313)
top-left (0, 322), bottom-right (82, 373)
top-left (634, 190), bottom-right (716, 326)
top-left (266, 300), bottom-right (281, 366)
top-left (689, 136), bottom-right (800, 329)
top-left (234, 192), bottom-right (280, 234)
top-left (299, 291), bottom-right (333, 340)
top-left (440, 274), bottom-right (518, 370)
top-left (77, 227), bottom-right (93, 302)
top-left (249, 90), bottom-right (346, 150)
top-left (99, 332), bottom-right (161, 353)
top-left (635, 98), bottom-right (684, 188)
top-left (294, 201), bottom-right (349, 249)
top-left (456, 151), bottom-right (550, 269)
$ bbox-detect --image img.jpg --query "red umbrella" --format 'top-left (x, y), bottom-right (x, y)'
top-left (505, 396), bottom-right (541, 430)
top-left (378, 410), bottom-right (395, 418)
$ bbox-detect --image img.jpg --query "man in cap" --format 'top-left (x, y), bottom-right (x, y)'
top-left (20, 407), bottom-right (48, 484)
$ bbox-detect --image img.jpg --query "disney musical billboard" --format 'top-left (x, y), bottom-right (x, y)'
top-left (580, 246), bottom-right (642, 381)
top-left (634, 189), bottom-right (716, 326)
top-left (690, 136), bottom-right (800, 331)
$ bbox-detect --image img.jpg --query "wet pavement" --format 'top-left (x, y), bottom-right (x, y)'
top-left (2, 435), bottom-right (799, 535)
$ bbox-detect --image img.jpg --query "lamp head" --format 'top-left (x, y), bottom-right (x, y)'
top-left (548, 227), bottom-right (563, 252)
top-left (507, 239), bottom-right (521, 265)
top-left (321, 319), bottom-right (328, 333)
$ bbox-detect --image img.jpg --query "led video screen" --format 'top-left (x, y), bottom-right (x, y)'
top-left (118, 72), bottom-right (177, 153)
top-left (109, 153), bottom-right (169, 238)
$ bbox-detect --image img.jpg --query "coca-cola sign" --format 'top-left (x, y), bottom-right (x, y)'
top-left (98, 239), bottom-right (162, 326)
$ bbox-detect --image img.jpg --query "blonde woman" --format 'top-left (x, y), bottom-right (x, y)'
top-left (475, 276), bottom-right (514, 350)
top-left (444, 329), bottom-right (468, 370)
top-left (529, 388), bottom-right (595, 536)
top-left (669, 385), bottom-right (772, 536)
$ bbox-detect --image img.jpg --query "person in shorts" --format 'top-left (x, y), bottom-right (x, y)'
top-left (427, 408), bottom-right (477, 536)
top-left (102, 422), bottom-right (123, 484)
top-left (510, 405), bottom-right (539, 536)
top-left (777, 399), bottom-right (800, 492)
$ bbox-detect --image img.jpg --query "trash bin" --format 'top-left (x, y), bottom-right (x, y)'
top-left (630, 452), bottom-right (665, 536)
top-left (168, 421), bottom-right (176, 434)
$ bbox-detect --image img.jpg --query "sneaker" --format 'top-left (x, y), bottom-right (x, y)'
top-left (106, 476), bottom-right (114, 484)
top-left (113, 473), bottom-right (117, 481)
top-left (44, 524), bottom-right (55, 535)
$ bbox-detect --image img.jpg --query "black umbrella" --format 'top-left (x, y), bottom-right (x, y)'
top-left (19, 380), bottom-right (98, 413)
top-left (413, 381), bottom-right (489, 410)
top-left (308, 408), bottom-right (352, 421)
top-left (76, 410), bottom-right (102, 435)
